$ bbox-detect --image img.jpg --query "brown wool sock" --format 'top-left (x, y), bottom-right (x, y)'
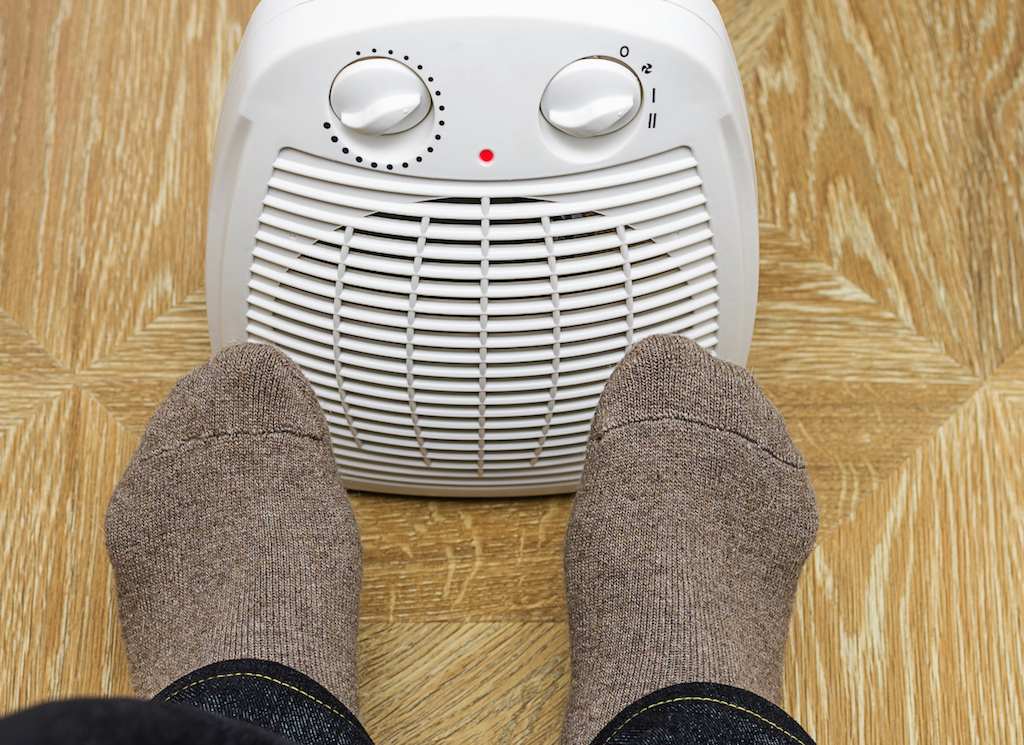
top-left (561, 335), bottom-right (818, 745)
top-left (105, 343), bottom-right (362, 713)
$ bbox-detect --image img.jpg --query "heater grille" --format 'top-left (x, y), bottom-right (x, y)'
top-left (245, 146), bottom-right (718, 493)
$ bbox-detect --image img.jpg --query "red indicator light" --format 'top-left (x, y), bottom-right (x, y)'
top-left (479, 149), bottom-right (494, 163)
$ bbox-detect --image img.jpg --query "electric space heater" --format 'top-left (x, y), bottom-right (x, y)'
top-left (206, 0), bottom-right (759, 497)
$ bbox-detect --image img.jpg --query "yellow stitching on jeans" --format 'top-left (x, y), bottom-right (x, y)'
top-left (162, 672), bottom-right (350, 723)
top-left (599, 696), bottom-right (809, 745)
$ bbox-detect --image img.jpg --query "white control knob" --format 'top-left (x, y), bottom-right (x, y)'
top-left (330, 58), bottom-right (431, 136)
top-left (540, 58), bottom-right (642, 137)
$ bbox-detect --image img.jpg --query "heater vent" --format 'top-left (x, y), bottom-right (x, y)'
top-left (246, 147), bottom-right (718, 494)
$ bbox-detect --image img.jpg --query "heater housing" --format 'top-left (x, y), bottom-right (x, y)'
top-left (206, 0), bottom-right (759, 496)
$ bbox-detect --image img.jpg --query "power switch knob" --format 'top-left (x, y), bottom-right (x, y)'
top-left (540, 58), bottom-right (642, 137)
top-left (330, 58), bottom-right (431, 136)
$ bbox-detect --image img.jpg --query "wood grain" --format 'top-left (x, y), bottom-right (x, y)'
top-left (77, 289), bottom-right (212, 433)
top-left (747, 0), bottom-right (1024, 378)
top-left (714, 0), bottom-right (790, 80)
top-left (358, 622), bottom-right (569, 745)
top-left (0, 0), bottom-right (250, 371)
top-left (353, 494), bottom-right (570, 622)
top-left (987, 344), bottom-right (1024, 412)
top-left (784, 385), bottom-right (1024, 743)
top-left (2, 1), bottom-right (1022, 743)
top-left (751, 234), bottom-right (983, 526)
top-left (0, 388), bottom-right (134, 705)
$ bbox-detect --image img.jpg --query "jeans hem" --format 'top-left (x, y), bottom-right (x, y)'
top-left (156, 658), bottom-right (372, 745)
top-left (589, 681), bottom-right (815, 745)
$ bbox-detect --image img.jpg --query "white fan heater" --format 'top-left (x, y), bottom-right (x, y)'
top-left (206, 0), bottom-right (759, 496)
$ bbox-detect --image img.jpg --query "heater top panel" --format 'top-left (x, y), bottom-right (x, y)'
top-left (210, 0), bottom-right (753, 182)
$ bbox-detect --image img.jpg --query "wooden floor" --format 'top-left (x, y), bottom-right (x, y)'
top-left (2, 0), bottom-right (1022, 742)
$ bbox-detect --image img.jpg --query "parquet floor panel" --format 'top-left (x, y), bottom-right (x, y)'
top-left (2, 0), bottom-right (1021, 742)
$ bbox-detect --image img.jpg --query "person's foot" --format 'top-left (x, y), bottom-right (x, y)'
top-left (561, 335), bottom-right (818, 745)
top-left (105, 343), bottom-right (362, 713)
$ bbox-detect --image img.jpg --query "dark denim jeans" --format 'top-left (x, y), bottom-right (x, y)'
top-left (0, 659), bottom-right (815, 745)
top-left (593, 681), bottom-right (815, 745)
top-left (0, 659), bottom-right (371, 745)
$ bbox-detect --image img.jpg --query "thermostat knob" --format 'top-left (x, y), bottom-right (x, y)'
top-left (541, 58), bottom-right (642, 137)
top-left (330, 58), bottom-right (431, 136)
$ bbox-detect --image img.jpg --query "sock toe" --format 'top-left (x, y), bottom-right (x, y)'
top-left (590, 334), bottom-right (803, 467)
top-left (135, 343), bottom-right (330, 460)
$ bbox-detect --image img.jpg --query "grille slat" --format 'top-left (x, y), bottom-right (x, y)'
top-left (314, 377), bottom-right (606, 408)
top-left (328, 428), bottom-right (589, 454)
top-left (246, 147), bottom-right (718, 492)
top-left (329, 439), bottom-right (589, 466)
top-left (248, 273), bottom-right (716, 340)
top-left (273, 147), bottom-right (699, 198)
top-left (268, 165), bottom-right (703, 222)
top-left (335, 464), bottom-right (584, 491)
top-left (327, 388), bottom-right (603, 420)
top-left (264, 185), bottom-right (706, 244)
top-left (332, 448), bottom-right (587, 477)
